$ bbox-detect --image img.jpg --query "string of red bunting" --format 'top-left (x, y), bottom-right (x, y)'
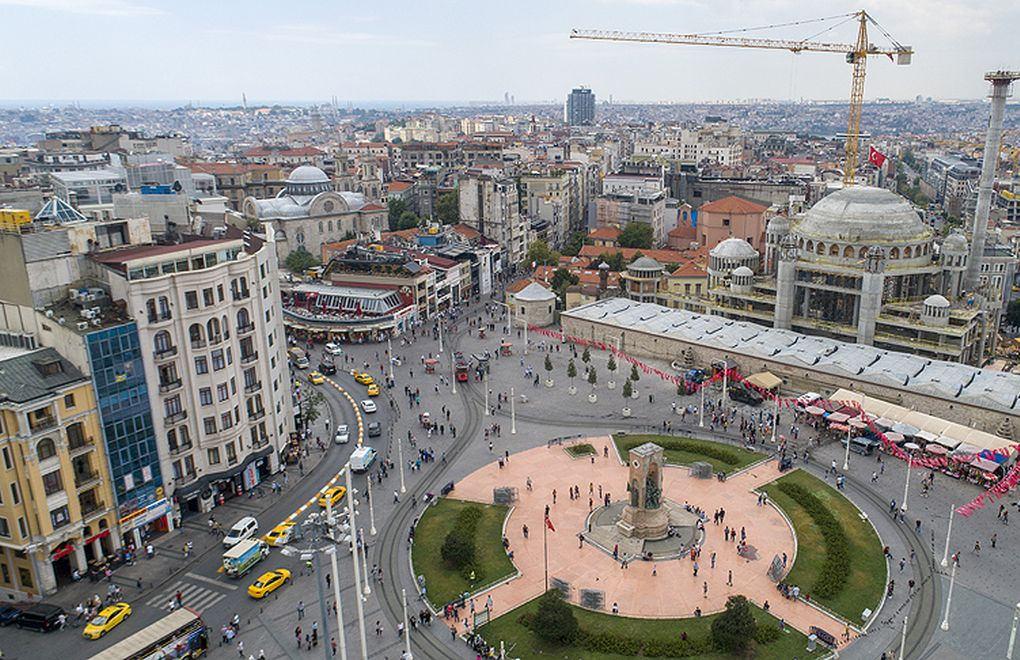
top-left (527, 325), bottom-right (1020, 517)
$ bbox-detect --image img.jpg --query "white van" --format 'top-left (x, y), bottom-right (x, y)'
top-left (223, 516), bottom-right (259, 548)
top-left (350, 446), bottom-right (377, 473)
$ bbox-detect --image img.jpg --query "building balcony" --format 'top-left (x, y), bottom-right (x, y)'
top-left (29, 415), bottom-right (58, 434)
top-left (174, 471), bottom-right (198, 485)
top-left (79, 497), bottom-right (105, 517)
top-left (169, 441), bottom-right (194, 457)
top-left (74, 471), bottom-right (101, 491)
top-left (158, 378), bottom-right (183, 393)
top-left (147, 312), bottom-right (173, 325)
top-left (68, 435), bottom-right (96, 456)
top-left (190, 339), bottom-right (207, 349)
top-left (153, 345), bottom-right (178, 361)
top-left (240, 351), bottom-right (259, 365)
top-left (248, 408), bottom-right (266, 421)
top-left (244, 380), bottom-right (262, 395)
top-left (208, 334), bottom-right (224, 346)
top-left (237, 322), bottom-right (256, 335)
top-left (232, 289), bottom-right (251, 301)
top-left (165, 410), bottom-right (188, 424)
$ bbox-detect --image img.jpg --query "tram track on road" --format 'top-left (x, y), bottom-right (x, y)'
top-left (375, 327), bottom-right (483, 660)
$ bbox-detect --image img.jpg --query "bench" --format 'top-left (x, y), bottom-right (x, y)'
top-left (809, 626), bottom-right (837, 648)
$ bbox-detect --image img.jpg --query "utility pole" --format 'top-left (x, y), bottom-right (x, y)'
top-left (941, 504), bottom-right (955, 568)
top-left (510, 386), bottom-right (517, 434)
top-left (328, 548), bottom-right (348, 660)
top-left (451, 354), bottom-right (457, 395)
top-left (402, 588), bottom-right (414, 659)
top-left (940, 561), bottom-right (956, 630)
top-left (344, 467), bottom-right (368, 658)
top-left (367, 474), bottom-right (377, 536)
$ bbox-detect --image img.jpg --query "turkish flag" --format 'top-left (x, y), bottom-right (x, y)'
top-left (868, 146), bottom-right (887, 168)
top-left (545, 516), bottom-right (556, 532)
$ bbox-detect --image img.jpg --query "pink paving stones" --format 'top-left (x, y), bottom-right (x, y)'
top-left (445, 436), bottom-right (853, 642)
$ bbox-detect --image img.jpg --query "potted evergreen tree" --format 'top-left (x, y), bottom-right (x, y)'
top-left (587, 367), bottom-right (598, 403)
top-left (544, 354), bottom-right (554, 388)
top-left (629, 363), bottom-right (641, 398)
top-left (621, 379), bottom-right (633, 416)
top-left (567, 358), bottom-right (577, 396)
top-left (607, 354), bottom-right (617, 390)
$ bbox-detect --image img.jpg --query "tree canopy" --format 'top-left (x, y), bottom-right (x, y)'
top-left (618, 222), bottom-right (654, 249)
top-left (284, 247), bottom-right (320, 274)
top-left (711, 595), bottom-right (757, 654)
top-left (561, 231), bottom-right (587, 257)
top-left (435, 191), bottom-right (459, 225)
top-left (531, 591), bottom-right (578, 644)
top-left (527, 239), bottom-right (560, 267)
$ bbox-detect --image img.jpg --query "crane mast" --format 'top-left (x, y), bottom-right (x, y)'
top-left (571, 10), bottom-right (912, 185)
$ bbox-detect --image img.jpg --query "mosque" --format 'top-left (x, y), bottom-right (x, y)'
top-left (701, 186), bottom-right (992, 365)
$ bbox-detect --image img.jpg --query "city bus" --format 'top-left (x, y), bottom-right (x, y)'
top-left (88, 607), bottom-right (209, 659)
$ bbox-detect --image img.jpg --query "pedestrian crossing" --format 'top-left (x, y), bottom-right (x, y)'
top-left (144, 577), bottom-right (230, 613)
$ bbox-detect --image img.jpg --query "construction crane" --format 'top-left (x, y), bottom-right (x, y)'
top-left (571, 10), bottom-right (913, 185)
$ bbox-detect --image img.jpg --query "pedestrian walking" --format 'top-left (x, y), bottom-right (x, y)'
top-left (297, 600), bottom-right (305, 620)
top-left (703, 581), bottom-right (708, 598)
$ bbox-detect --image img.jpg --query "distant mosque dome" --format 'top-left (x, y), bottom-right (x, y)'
top-left (286, 165), bottom-right (329, 185)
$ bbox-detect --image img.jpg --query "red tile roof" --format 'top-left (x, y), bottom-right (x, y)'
top-left (668, 224), bottom-right (697, 240)
top-left (450, 223), bottom-right (481, 241)
top-left (387, 181), bottom-right (413, 192)
top-left (588, 227), bottom-right (621, 240)
top-left (578, 245), bottom-right (706, 264)
top-left (699, 195), bottom-right (768, 215)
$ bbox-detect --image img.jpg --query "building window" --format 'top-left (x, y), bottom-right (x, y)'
top-left (50, 505), bottom-right (70, 529)
top-left (203, 288), bottom-right (214, 306)
top-left (0, 517), bottom-right (9, 538)
top-left (17, 568), bottom-right (32, 589)
top-left (154, 330), bottom-right (173, 354)
top-left (185, 291), bottom-right (198, 310)
top-left (195, 356), bottom-right (209, 374)
top-left (164, 395), bottom-right (182, 416)
top-left (217, 383), bottom-right (229, 401)
top-left (226, 442), bottom-right (237, 465)
top-left (1, 447), bottom-right (11, 470)
top-left (189, 323), bottom-right (205, 347)
top-left (203, 417), bottom-right (217, 434)
top-left (199, 388), bottom-right (213, 406)
top-left (217, 284), bottom-right (224, 302)
top-left (37, 438), bottom-right (57, 461)
top-left (212, 349), bottom-right (226, 371)
top-left (158, 296), bottom-right (171, 319)
top-left (17, 517), bottom-right (27, 538)
top-left (220, 412), bottom-right (233, 430)
top-left (64, 393), bottom-right (76, 409)
top-left (42, 471), bottom-right (63, 496)
top-left (207, 448), bottom-right (220, 465)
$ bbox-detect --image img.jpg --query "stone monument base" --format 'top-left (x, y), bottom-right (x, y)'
top-left (617, 503), bottom-right (669, 540)
top-left (584, 499), bottom-right (699, 561)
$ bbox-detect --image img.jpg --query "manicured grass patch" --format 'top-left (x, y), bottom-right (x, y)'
top-left (412, 498), bottom-right (515, 606)
top-left (613, 434), bottom-right (760, 475)
top-left (566, 443), bottom-right (596, 458)
top-left (479, 595), bottom-right (823, 660)
top-left (761, 469), bottom-right (886, 623)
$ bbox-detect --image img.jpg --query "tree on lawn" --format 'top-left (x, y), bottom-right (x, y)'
top-left (544, 355), bottom-right (553, 374)
top-left (622, 379), bottom-right (633, 399)
top-left (532, 590), bottom-right (578, 644)
top-left (587, 367), bottom-right (597, 388)
top-left (618, 222), bottom-right (654, 249)
top-left (711, 595), bottom-right (757, 655)
top-left (629, 363), bottom-right (640, 382)
top-left (581, 346), bottom-right (591, 364)
top-left (566, 358), bottom-right (577, 383)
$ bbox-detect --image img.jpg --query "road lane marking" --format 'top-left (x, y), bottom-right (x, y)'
top-left (186, 571), bottom-right (238, 590)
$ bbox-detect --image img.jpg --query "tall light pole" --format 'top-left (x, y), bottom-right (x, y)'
top-left (901, 455), bottom-right (913, 513)
top-left (328, 548), bottom-right (348, 660)
top-left (940, 560), bottom-right (956, 630)
top-left (367, 473), bottom-right (377, 536)
top-left (451, 353), bottom-right (457, 395)
top-left (387, 336), bottom-right (394, 382)
top-left (770, 395), bottom-right (779, 443)
top-left (843, 424), bottom-right (852, 471)
top-left (401, 587), bottom-right (414, 659)
top-left (397, 436), bottom-right (406, 494)
top-left (522, 311), bottom-right (528, 355)
top-left (1007, 602), bottom-right (1020, 660)
top-left (438, 321), bottom-right (444, 353)
top-left (510, 386), bottom-right (517, 434)
top-left (359, 528), bottom-right (371, 596)
top-left (699, 384), bottom-right (705, 428)
top-left (344, 466), bottom-right (368, 658)
top-left (941, 504), bottom-right (955, 568)
top-left (484, 368), bottom-right (490, 416)
top-left (898, 615), bottom-right (908, 660)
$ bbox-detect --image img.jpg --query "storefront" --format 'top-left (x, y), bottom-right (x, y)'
top-left (174, 446), bottom-right (276, 515)
top-left (119, 497), bottom-right (174, 550)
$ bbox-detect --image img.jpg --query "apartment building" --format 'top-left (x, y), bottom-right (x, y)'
top-left (0, 347), bottom-right (120, 598)
top-left (90, 230), bottom-right (293, 515)
top-left (458, 171), bottom-right (529, 266)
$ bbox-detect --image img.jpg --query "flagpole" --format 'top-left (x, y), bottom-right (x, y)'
top-left (543, 517), bottom-right (549, 593)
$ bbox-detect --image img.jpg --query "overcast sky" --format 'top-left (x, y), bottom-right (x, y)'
top-left (1, 0), bottom-right (1017, 104)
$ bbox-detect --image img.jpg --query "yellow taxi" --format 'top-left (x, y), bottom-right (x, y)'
top-left (317, 485), bottom-right (347, 508)
top-left (247, 568), bottom-right (291, 599)
top-left (264, 521), bottom-right (296, 547)
top-left (82, 602), bottom-right (131, 639)
top-left (366, 383), bottom-right (380, 396)
top-left (354, 371), bottom-right (374, 386)
top-left (308, 371), bottom-right (325, 385)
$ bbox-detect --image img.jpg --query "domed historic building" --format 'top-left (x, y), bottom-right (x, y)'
top-left (705, 186), bottom-right (990, 365)
top-left (243, 165), bottom-right (386, 260)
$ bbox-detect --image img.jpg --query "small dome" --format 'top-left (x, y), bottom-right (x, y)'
top-left (628, 256), bottom-right (663, 271)
top-left (924, 294), bottom-right (950, 308)
top-left (942, 232), bottom-right (968, 253)
top-left (286, 165), bottom-right (329, 185)
top-left (794, 186), bottom-right (930, 243)
top-left (767, 215), bottom-right (790, 232)
top-left (711, 237), bottom-right (759, 259)
top-left (732, 266), bottom-right (754, 277)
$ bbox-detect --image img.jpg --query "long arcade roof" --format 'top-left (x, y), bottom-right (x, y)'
top-left (562, 298), bottom-right (1020, 416)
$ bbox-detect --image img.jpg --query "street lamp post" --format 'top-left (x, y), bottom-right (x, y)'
top-left (770, 395), bottom-right (779, 444)
top-left (451, 353), bottom-right (457, 395)
top-left (402, 587), bottom-right (414, 659)
top-left (898, 615), bottom-right (908, 660)
top-left (438, 320), bottom-right (444, 353)
top-left (397, 437), bottom-right (406, 494)
top-left (699, 384), bottom-right (705, 428)
top-left (901, 455), bottom-right (913, 513)
top-left (314, 549), bottom-right (333, 660)
top-left (328, 548), bottom-right (348, 660)
top-left (387, 336), bottom-right (394, 382)
top-left (367, 473), bottom-right (377, 536)
top-left (359, 528), bottom-right (371, 596)
top-left (510, 386), bottom-right (517, 435)
top-left (344, 467), bottom-right (369, 658)
top-left (941, 504), bottom-right (955, 568)
top-left (843, 424), bottom-right (852, 471)
top-left (1007, 602), bottom-right (1020, 659)
top-left (484, 368), bottom-right (490, 416)
top-left (940, 560), bottom-right (956, 630)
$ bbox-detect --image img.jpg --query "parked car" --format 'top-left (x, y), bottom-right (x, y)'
top-left (367, 421), bottom-right (382, 437)
top-left (308, 371), bottom-right (325, 385)
top-left (15, 603), bottom-right (65, 632)
top-left (223, 516), bottom-right (259, 548)
top-left (728, 384), bottom-right (763, 406)
top-left (0, 605), bottom-right (24, 626)
top-left (334, 424), bottom-right (350, 444)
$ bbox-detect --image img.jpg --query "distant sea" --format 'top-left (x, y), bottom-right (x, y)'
top-left (0, 99), bottom-right (499, 111)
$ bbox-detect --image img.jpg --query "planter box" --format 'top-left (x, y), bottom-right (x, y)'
top-left (568, 385), bottom-right (577, 396)
top-left (607, 380), bottom-right (616, 390)
top-left (622, 407), bottom-right (632, 417)
top-left (631, 391), bottom-right (640, 400)
top-left (545, 379), bottom-right (554, 388)
top-left (588, 393), bottom-right (598, 403)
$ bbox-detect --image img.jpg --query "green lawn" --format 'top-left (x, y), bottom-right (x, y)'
top-left (613, 434), bottom-right (761, 475)
top-left (566, 443), bottom-right (596, 458)
top-left (412, 498), bottom-right (516, 606)
top-left (761, 469), bottom-right (886, 623)
top-left (479, 596), bottom-right (823, 660)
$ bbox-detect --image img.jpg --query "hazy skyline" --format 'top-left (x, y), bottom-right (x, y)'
top-left (1, 0), bottom-right (1017, 105)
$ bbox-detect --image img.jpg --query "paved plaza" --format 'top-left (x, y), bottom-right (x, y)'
top-left (447, 436), bottom-right (850, 643)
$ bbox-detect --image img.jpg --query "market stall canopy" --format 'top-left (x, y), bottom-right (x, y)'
top-left (804, 405), bottom-right (825, 416)
top-left (884, 432), bottom-right (905, 443)
top-left (915, 430), bottom-right (939, 443)
top-left (745, 371), bottom-right (783, 392)
top-left (827, 412), bottom-right (851, 424)
top-left (891, 422), bottom-right (920, 437)
top-left (903, 442), bottom-right (921, 451)
top-left (969, 457), bottom-right (1001, 473)
top-left (926, 444), bottom-right (948, 455)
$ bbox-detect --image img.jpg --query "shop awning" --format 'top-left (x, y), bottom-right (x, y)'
top-left (830, 423), bottom-right (850, 432)
top-left (850, 419), bottom-right (870, 429)
top-left (925, 444), bottom-right (948, 455)
top-left (827, 412), bottom-right (851, 424)
top-left (744, 371), bottom-right (783, 392)
top-left (884, 432), bottom-right (905, 443)
top-left (931, 436), bottom-right (961, 450)
top-left (969, 457), bottom-right (1001, 473)
top-left (915, 430), bottom-right (939, 443)
top-left (891, 422), bottom-right (920, 437)
top-left (804, 405), bottom-right (825, 416)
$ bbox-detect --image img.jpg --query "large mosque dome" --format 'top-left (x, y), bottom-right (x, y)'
top-left (794, 186), bottom-right (931, 244)
top-left (286, 165), bottom-right (329, 185)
